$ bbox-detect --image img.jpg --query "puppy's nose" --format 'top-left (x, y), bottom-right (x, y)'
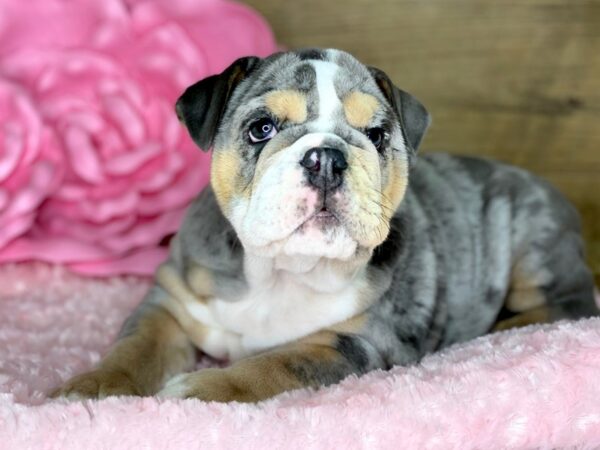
top-left (300, 147), bottom-right (348, 190)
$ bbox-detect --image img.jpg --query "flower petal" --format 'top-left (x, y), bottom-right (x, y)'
top-left (103, 94), bottom-right (146, 146)
top-left (63, 126), bottom-right (106, 184)
top-left (104, 142), bottom-right (161, 175)
top-left (69, 246), bottom-right (169, 276)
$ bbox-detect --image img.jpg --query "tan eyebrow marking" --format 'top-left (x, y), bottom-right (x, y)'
top-left (265, 90), bottom-right (308, 123)
top-left (343, 91), bottom-right (380, 128)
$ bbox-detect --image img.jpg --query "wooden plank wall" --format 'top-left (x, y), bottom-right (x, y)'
top-left (245, 0), bottom-right (600, 283)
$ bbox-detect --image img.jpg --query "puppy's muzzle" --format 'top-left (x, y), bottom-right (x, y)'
top-left (300, 147), bottom-right (348, 191)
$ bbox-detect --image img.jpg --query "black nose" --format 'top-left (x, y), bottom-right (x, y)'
top-left (300, 147), bottom-right (348, 190)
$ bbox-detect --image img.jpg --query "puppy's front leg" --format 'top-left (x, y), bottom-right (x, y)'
top-left (51, 287), bottom-right (196, 399)
top-left (159, 325), bottom-right (382, 403)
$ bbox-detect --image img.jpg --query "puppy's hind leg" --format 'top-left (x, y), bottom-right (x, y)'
top-left (494, 220), bottom-right (598, 332)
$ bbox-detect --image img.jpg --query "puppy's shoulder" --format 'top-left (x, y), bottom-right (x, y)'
top-left (175, 185), bottom-right (244, 273)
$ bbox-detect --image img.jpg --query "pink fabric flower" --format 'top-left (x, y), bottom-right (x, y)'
top-left (0, 78), bottom-right (63, 251)
top-left (0, 0), bottom-right (277, 276)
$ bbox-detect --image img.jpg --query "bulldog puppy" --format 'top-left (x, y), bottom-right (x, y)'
top-left (52, 49), bottom-right (598, 402)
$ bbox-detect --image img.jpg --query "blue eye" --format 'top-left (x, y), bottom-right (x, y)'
top-left (249, 118), bottom-right (278, 143)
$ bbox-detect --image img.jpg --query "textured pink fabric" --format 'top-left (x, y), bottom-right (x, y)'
top-left (0, 0), bottom-right (277, 276)
top-left (1, 263), bottom-right (600, 449)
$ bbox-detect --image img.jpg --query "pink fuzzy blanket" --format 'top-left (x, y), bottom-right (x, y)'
top-left (1, 263), bottom-right (600, 449)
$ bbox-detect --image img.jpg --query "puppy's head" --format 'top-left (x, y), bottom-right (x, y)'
top-left (177, 49), bottom-right (430, 260)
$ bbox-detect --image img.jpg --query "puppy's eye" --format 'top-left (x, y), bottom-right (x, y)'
top-left (249, 118), bottom-right (278, 143)
top-left (366, 128), bottom-right (385, 150)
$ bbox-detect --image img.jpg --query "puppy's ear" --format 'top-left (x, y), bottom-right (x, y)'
top-left (176, 56), bottom-right (261, 151)
top-left (368, 66), bottom-right (431, 153)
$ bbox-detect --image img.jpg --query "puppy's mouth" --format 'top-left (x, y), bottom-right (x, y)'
top-left (303, 203), bottom-right (341, 228)
top-left (314, 205), bottom-right (337, 219)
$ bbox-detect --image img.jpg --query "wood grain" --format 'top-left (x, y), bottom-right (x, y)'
top-left (244, 0), bottom-right (600, 283)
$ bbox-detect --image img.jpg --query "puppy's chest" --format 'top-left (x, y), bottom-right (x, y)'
top-left (164, 263), bottom-right (367, 361)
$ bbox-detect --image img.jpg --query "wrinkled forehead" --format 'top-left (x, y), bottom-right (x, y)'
top-left (228, 49), bottom-right (390, 129)
top-left (246, 49), bottom-right (379, 95)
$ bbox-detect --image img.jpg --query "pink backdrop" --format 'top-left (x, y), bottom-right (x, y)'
top-left (0, 0), bottom-right (277, 276)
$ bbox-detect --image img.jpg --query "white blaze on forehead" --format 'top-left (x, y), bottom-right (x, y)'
top-left (310, 60), bottom-right (342, 130)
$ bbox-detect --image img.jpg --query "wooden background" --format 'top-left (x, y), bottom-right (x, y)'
top-left (245, 0), bottom-right (600, 284)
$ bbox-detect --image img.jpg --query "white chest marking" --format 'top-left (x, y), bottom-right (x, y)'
top-left (172, 256), bottom-right (367, 361)
top-left (310, 60), bottom-right (342, 130)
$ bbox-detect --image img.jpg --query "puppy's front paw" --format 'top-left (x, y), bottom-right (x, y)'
top-left (158, 369), bottom-right (254, 403)
top-left (49, 368), bottom-right (140, 400)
